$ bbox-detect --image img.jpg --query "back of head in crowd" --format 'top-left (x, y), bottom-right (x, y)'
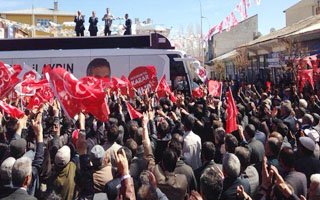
top-left (200, 167), bottom-right (223, 200)
top-left (11, 157), bottom-right (32, 188)
top-left (222, 153), bottom-right (240, 179)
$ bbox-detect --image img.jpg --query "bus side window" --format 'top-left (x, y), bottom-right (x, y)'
top-left (167, 54), bottom-right (189, 93)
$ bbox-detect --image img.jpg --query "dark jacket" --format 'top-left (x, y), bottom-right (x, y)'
top-left (29, 142), bottom-right (44, 197)
top-left (220, 177), bottom-right (251, 200)
top-left (0, 184), bottom-right (15, 199)
top-left (124, 19), bottom-right (132, 35)
top-left (1, 188), bottom-right (37, 200)
top-left (74, 16), bottom-right (85, 32)
top-left (175, 159), bottom-right (197, 191)
top-left (194, 160), bottom-right (218, 191)
top-left (248, 138), bottom-right (265, 165)
top-left (89, 16), bottom-right (98, 33)
top-left (295, 155), bottom-right (320, 186)
top-left (283, 170), bottom-right (307, 198)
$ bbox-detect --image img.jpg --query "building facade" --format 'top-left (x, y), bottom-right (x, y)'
top-left (0, 1), bottom-right (74, 37)
top-left (208, 15), bottom-right (258, 60)
top-left (284, 0), bottom-right (320, 26)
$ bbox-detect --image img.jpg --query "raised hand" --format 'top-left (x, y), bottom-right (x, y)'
top-left (237, 185), bottom-right (252, 200)
top-left (114, 149), bottom-right (129, 176)
top-left (32, 112), bottom-right (43, 143)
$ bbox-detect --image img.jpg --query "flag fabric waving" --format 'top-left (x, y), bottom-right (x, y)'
top-left (191, 82), bottom-right (204, 99)
top-left (226, 87), bottom-right (238, 133)
top-left (0, 62), bottom-right (22, 99)
top-left (208, 80), bottom-right (222, 98)
top-left (126, 102), bottom-right (142, 120)
top-left (298, 69), bottom-right (314, 92)
top-left (155, 75), bottom-right (176, 103)
top-left (0, 100), bottom-right (24, 119)
top-left (46, 68), bottom-right (109, 121)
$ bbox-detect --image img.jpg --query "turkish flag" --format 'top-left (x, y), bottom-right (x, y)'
top-left (121, 75), bottom-right (135, 98)
top-left (230, 12), bottom-right (239, 27)
top-left (126, 102), bottom-right (142, 120)
top-left (46, 68), bottom-right (82, 119)
top-left (217, 21), bottom-right (224, 33)
top-left (0, 61), bottom-right (22, 99)
top-left (80, 76), bottom-right (108, 93)
top-left (298, 69), bottom-right (314, 92)
top-left (15, 78), bottom-right (48, 96)
top-left (208, 80), bottom-right (222, 97)
top-left (47, 68), bottom-right (109, 121)
top-left (207, 25), bottom-right (217, 40)
top-left (27, 84), bottom-right (54, 111)
top-left (155, 75), bottom-right (176, 103)
top-left (226, 87), bottom-right (238, 133)
top-left (0, 100), bottom-right (24, 119)
top-left (112, 76), bottom-right (128, 95)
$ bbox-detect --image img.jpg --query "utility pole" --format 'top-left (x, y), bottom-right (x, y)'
top-left (198, 0), bottom-right (204, 66)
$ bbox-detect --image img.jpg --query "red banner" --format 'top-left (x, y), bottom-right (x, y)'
top-left (128, 66), bottom-right (158, 95)
top-left (226, 87), bottom-right (238, 133)
top-left (298, 69), bottom-right (314, 92)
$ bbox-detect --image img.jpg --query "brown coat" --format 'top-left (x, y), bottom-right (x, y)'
top-left (143, 141), bottom-right (188, 200)
top-left (93, 164), bottom-right (113, 192)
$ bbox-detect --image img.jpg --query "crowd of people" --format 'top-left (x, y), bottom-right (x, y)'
top-left (0, 77), bottom-right (320, 200)
top-left (74, 8), bottom-right (132, 37)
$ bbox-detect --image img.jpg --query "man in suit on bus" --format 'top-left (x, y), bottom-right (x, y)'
top-left (124, 14), bottom-right (132, 35)
top-left (89, 11), bottom-right (98, 36)
top-left (102, 8), bottom-right (113, 36)
top-left (74, 10), bottom-right (85, 36)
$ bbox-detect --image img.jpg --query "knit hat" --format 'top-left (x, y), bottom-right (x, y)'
top-left (304, 129), bottom-right (320, 142)
top-left (299, 99), bottom-right (308, 109)
top-left (55, 145), bottom-right (71, 167)
top-left (90, 145), bottom-right (105, 167)
top-left (299, 136), bottom-right (316, 152)
top-left (10, 138), bottom-right (27, 159)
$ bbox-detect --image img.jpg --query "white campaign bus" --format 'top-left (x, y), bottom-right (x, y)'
top-left (0, 33), bottom-right (198, 95)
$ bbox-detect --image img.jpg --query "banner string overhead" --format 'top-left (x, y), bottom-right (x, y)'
top-left (206, 0), bottom-right (262, 40)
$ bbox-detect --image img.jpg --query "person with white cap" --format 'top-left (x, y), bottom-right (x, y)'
top-left (295, 136), bottom-right (320, 186)
top-left (51, 145), bottom-right (76, 200)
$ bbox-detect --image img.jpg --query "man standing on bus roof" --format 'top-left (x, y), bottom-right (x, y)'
top-left (123, 13), bottom-right (132, 35)
top-left (74, 10), bottom-right (85, 36)
top-left (89, 11), bottom-right (98, 36)
top-left (87, 58), bottom-right (111, 78)
top-left (102, 8), bottom-right (113, 36)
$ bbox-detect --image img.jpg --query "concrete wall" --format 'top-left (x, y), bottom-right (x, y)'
top-left (285, 0), bottom-right (318, 26)
top-left (211, 15), bottom-right (258, 58)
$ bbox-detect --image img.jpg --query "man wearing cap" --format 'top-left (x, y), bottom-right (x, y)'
top-left (76, 143), bottom-right (113, 199)
top-left (51, 145), bottom-right (76, 200)
top-left (295, 137), bottom-right (320, 186)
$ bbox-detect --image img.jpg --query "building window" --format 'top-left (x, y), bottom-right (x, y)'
top-left (36, 19), bottom-right (51, 27)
